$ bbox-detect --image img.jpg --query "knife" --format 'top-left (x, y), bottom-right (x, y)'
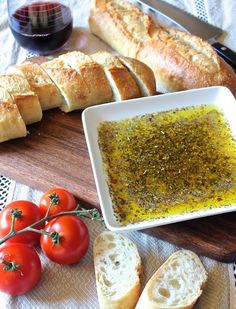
top-left (135, 0), bottom-right (236, 69)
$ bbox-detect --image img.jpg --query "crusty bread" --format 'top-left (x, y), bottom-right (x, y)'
top-left (89, 0), bottom-right (236, 96)
top-left (7, 62), bottom-right (63, 111)
top-left (136, 250), bottom-right (208, 309)
top-left (89, 0), bottom-right (156, 57)
top-left (59, 51), bottom-right (113, 105)
top-left (0, 75), bottom-right (42, 125)
top-left (91, 51), bottom-right (141, 101)
top-left (41, 58), bottom-right (90, 112)
top-left (118, 56), bottom-right (156, 96)
top-left (93, 231), bottom-right (142, 309)
top-left (135, 28), bottom-right (236, 94)
top-left (0, 87), bottom-right (27, 142)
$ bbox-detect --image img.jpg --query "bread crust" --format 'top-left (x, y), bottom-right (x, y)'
top-left (89, 0), bottom-right (236, 96)
top-left (0, 87), bottom-right (27, 142)
top-left (41, 59), bottom-right (90, 112)
top-left (7, 62), bottom-right (63, 110)
top-left (119, 56), bottom-right (156, 96)
top-left (91, 51), bottom-right (141, 100)
top-left (0, 75), bottom-right (42, 125)
top-left (89, 0), bottom-right (151, 57)
top-left (136, 28), bottom-right (236, 94)
top-left (59, 51), bottom-right (113, 105)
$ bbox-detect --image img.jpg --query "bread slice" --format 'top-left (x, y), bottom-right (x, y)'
top-left (59, 51), bottom-right (113, 105)
top-left (93, 231), bottom-right (142, 309)
top-left (0, 87), bottom-right (27, 142)
top-left (7, 62), bottom-right (63, 110)
top-left (91, 51), bottom-right (141, 101)
top-left (41, 58), bottom-right (90, 112)
top-left (89, 0), bottom-right (236, 96)
top-left (0, 75), bottom-right (42, 125)
top-left (136, 250), bottom-right (208, 309)
top-left (118, 56), bottom-right (156, 96)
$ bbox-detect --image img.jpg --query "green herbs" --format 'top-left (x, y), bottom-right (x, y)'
top-left (98, 104), bottom-right (236, 224)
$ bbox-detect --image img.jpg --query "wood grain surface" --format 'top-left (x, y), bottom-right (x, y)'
top-left (142, 212), bottom-right (236, 263)
top-left (1, 108), bottom-right (236, 262)
top-left (0, 108), bottom-right (100, 208)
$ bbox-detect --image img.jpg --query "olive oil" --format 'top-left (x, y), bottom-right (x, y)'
top-left (98, 104), bottom-right (236, 225)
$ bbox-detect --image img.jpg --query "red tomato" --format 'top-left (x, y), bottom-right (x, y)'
top-left (39, 188), bottom-right (77, 217)
top-left (0, 243), bottom-right (41, 296)
top-left (0, 200), bottom-right (44, 246)
top-left (40, 215), bottom-right (89, 264)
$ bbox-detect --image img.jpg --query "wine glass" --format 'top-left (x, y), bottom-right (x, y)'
top-left (7, 0), bottom-right (73, 55)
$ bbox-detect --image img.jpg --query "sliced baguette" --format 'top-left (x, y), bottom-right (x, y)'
top-left (7, 62), bottom-right (63, 111)
top-left (0, 87), bottom-right (27, 142)
top-left (59, 51), bottom-right (113, 105)
top-left (94, 231), bottom-right (142, 309)
top-left (91, 51), bottom-right (141, 101)
top-left (0, 75), bottom-right (42, 125)
top-left (118, 56), bottom-right (156, 96)
top-left (89, 0), bottom-right (236, 96)
top-left (41, 58), bottom-right (90, 112)
top-left (136, 250), bottom-right (208, 309)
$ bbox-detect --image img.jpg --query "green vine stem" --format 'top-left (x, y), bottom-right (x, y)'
top-left (0, 205), bottom-right (104, 246)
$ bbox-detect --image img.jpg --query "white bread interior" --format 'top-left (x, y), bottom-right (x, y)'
top-left (91, 51), bottom-right (141, 101)
top-left (0, 87), bottom-right (27, 142)
top-left (118, 56), bottom-right (156, 96)
top-left (135, 250), bottom-right (208, 309)
top-left (93, 231), bottom-right (142, 309)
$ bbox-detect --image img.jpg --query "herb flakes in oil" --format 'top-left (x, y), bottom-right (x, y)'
top-left (98, 104), bottom-right (236, 225)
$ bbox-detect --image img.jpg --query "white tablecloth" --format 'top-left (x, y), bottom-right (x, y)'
top-left (0, 0), bottom-right (236, 308)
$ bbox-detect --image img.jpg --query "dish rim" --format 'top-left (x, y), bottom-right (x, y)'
top-left (82, 86), bottom-right (236, 231)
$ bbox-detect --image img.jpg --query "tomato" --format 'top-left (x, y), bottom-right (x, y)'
top-left (0, 200), bottom-right (44, 246)
top-left (40, 215), bottom-right (89, 264)
top-left (39, 188), bottom-right (77, 217)
top-left (0, 243), bottom-right (41, 296)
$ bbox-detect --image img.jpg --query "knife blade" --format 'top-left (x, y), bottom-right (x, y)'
top-left (135, 0), bottom-right (236, 69)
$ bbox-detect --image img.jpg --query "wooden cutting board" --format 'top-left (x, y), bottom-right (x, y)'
top-left (1, 109), bottom-right (236, 263)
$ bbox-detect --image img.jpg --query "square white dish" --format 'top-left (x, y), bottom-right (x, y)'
top-left (82, 86), bottom-right (236, 232)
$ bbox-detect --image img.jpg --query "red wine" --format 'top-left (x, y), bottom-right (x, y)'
top-left (9, 2), bottom-right (73, 54)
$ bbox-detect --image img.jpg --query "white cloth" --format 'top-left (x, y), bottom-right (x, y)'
top-left (0, 0), bottom-right (236, 308)
top-left (0, 184), bottom-right (234, 309)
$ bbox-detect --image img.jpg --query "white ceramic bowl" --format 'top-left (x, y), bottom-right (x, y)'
top-left (82, 86), bottom-right (236, 231)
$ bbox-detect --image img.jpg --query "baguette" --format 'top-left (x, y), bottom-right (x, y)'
top-left (41, 58), bottom-right (90, 112)
top-left (59, 51), bottom-right (113, 105)
top-left (7, 62), bottom-right (63, 111)
top-left (93, 231), bottom-right (142, 309)
top-left (135, 250), bottom-right (208, 309)
top-left (118, 56), bottom-right (156, 96)
top-left (89, 0), bottom-right (236, 96)
top-left (0, 87), bottom-right (27, 142)
top-left (0, 75), bottom-right (42, 125)
top-left (91, 51), bottom-right (141, 101)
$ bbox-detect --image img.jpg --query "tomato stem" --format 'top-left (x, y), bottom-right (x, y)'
top-left (9, 208), bottom-right (22, 234)
top-left (48, 192), bottom-right (60, 206)
top-left (44, 201), bottom-right (53, 219)
top-left (0, 206), bottom-right (103, 245)
top-left (0, 256), bottom-right (21, 273)
top-left (51, 231), bottom-right (60, 245)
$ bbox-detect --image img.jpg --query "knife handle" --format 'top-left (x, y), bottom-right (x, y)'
top-left (212, 42), bottom-right (236, 70)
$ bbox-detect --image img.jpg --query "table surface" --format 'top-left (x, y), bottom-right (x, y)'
top-left (0, 0), bottom-right (236, 308)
